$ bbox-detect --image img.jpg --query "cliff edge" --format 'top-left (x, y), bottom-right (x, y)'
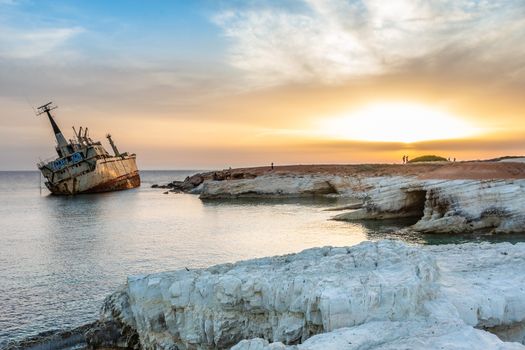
top-left (158, 162), bottom-right (525, 234)
top-left (87, 240), bottom-right (525, 349)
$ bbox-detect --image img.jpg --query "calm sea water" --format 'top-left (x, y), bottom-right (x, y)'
top-left (1, 170), bottom-right (524, 346)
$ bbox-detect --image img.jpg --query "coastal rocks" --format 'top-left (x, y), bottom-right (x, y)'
top-left (86, 290), bottom-right (140, 349)
top-left (152, 170), bottom-right (260, 194)
top-left (231, 319), bottom-right (525, 350)
top-left (195, 171), bottom-right (525, 234)
top-left (200, 175), bottom-right (338, 199)
top-left (322, 201), bottom-right (363, 211)
top-left (427, 242), bottom-right (525, 342)
top-left (332, 177), bottom-right (525, 234)
top-left (410, 180), bottom-right (525, 233)
top-left (151, 178), bottom-right (202, 193)
top-left (88, 240), bottom-right (525, 349)
top-left (151, 163), bottom-right (525, 234)
top-left (88, 241), bottom-right (438, 349)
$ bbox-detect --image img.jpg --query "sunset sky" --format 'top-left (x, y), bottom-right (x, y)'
top-left (1, 0), bottom-right (524, 170)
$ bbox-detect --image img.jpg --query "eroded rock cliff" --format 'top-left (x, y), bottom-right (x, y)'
top-left (87, 240), bottom-right (525, 349)
top-left (180, 163), bottom-right (525, 234)
top-left (332, 177), bottom-right (525, 234)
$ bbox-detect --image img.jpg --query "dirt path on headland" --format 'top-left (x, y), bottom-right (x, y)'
top-left (219, 161), bottom-right (525, 180)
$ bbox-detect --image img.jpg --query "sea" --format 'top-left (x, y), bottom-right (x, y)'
top-left (1, 170), bottom-right (524, 347)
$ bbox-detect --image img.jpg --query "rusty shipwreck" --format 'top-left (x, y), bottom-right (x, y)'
top-left (37, 102), bottom-right (140, 195)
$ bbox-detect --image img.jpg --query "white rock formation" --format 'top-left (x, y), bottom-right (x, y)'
top-left (334, 177), bottom-right (525, 233)
top-left (200, 174), bottom-right (525, 234)
top-left (233, 241), bottom-right (525, 350)
top-left (428, 242), bottom-right (525, 340)
top-left (89, 240), bottom-right (525, 349)
top-left (200, 175), bottom-right (338, 199)
top-left (232, 319), bottom-right (524, 350)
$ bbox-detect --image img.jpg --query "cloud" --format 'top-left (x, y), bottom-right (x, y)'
top-left (213, 0), bottom-right (525, 88)
top-left (0, 26), bottom-right (84, 59)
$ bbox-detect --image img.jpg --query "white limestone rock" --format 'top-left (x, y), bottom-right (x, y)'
top-left (200, 175), bottom-right (337, 199)
top-left (332, 177), bottom-right (525, 233)
top-left (201, 173), bottom-right (525, 234)
top-left (94, 241), bottom-right (437, 349)
top-left (233, 241), bottom-right (525, 350)
top-left (427, 242), bottom-right (525, 341)
top-left (232, 319), bottom-right (525, 350)
top-left (91, 240), bottom-right (525, 349)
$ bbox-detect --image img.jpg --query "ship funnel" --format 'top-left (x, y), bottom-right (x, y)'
top-left (106, 133), bottom-right (121, 157)
top-left (37, 102), bottom-right (69, 153)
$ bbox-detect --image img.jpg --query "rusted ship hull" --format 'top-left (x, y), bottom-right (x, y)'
top-left (82, 172), bottom-right (140, 193)
top-left (44, 157), bottom-right (140, 195)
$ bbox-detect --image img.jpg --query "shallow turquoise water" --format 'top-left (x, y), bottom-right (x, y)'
top-left (1, 170), bottom-right (524, 346)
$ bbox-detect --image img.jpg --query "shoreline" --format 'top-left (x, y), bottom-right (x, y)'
top-left (154, 161), bottom-right (525, 234)
top-left (9, 239), bottom-right (525, 349)
top-left (85, 240), bottom-right (525, 349)
top-left (8, 161), bottom-right (525, 349)
top-left (2, 324), bottom-right (94, 350)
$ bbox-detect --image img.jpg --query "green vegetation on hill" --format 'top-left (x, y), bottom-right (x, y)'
top-left (408, 155), bottom-right (448, 163)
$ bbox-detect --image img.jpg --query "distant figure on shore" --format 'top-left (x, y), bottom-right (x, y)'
top-left (448, 157), bottom-right (451, 162)
top-left (406, 156), bottom-right (409, 163)
top-left (271, 162), bottom-right (274, 170)
top-left (402, 155), bottom-right (406, 164)
top-left (454, 157), bottom-right (456, 162)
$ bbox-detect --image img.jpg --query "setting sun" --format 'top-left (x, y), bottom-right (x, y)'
top-left (320, 103), bottom-right (483, 143)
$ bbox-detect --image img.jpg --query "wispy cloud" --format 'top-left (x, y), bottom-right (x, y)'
top-left (213, 0), bottom-right (525, 88)
top-left (0, 26), bottom-right (84, 59)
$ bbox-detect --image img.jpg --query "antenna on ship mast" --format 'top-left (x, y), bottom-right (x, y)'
top-left (36, 102), bottom-right (57, 116)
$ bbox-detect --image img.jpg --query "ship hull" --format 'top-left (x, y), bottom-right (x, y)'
top-left (44, 156), bottom-right (140, 195)
top-left (82, 171), bottom-right (140, 193)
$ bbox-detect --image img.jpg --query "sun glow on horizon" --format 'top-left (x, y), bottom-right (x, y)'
top-left (320, 103), bottom-right (483, 143)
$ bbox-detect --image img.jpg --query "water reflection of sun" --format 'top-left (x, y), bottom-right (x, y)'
top-left (320, 103), bottom-right (482, 143)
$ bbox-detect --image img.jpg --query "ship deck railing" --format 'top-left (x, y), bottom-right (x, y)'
top-left (37, 155), bottom-right (58, 168)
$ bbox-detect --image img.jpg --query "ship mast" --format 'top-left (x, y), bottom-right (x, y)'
top-left (37, 102), bottom-right (70, 157)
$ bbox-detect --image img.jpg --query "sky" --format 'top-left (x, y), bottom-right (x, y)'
top-left (0, 0), bottom-right (524, 170)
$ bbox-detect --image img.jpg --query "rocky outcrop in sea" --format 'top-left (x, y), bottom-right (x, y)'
top-left (87, 240), bottom-right (525, 349)
top-left (154, 162), bottom-right (525, 234)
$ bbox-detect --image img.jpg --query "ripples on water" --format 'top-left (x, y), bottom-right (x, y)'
top-left (1, 170), bottom-right (524, 345)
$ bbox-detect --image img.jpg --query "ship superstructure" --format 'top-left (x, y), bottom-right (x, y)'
top-left (37, 102), bottom-right (140, 194)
